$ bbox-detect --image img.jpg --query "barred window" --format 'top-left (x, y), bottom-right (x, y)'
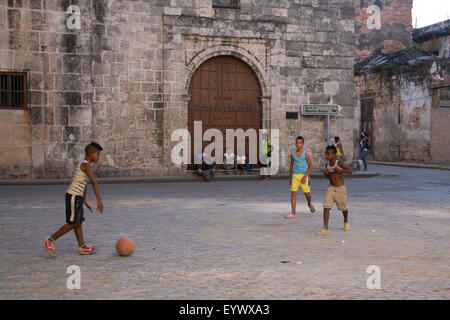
top-left (213, 0), bottom-right (239, 9)
top-left (0, 72), bottom-right (27, 109)
top-left (361, 98), bottom-right (374, 119)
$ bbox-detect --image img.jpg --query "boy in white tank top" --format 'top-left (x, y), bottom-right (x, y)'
top-left (317, 145), bottom-right (353, 235)
top-left (44, 142), bottom-right (104, 256)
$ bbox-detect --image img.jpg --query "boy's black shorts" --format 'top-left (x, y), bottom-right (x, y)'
top-left (65, 193), bottom-right (85, 224)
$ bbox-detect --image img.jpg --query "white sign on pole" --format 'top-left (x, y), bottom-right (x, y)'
top-left (300, 104), bottom-right (340, 116)
top-left (300, 104), bottom-right (340, 145)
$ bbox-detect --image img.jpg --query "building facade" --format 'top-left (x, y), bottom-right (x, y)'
top-left (354, 0), bottom-right (413, 62)
top-left (0, 0), bottom-right (356, 179)
top-left (354, 15), bottom-right (450, 164)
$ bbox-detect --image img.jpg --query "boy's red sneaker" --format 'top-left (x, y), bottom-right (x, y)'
top-left (43, 237), bottom-right (56, 256)
top-left (78, 245), bottom-right (98, 255)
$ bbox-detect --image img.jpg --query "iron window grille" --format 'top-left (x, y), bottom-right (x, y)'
top-left (0, 72), bottom-right (27, 109)
top-left (361, 98), bottom-right (374, 119)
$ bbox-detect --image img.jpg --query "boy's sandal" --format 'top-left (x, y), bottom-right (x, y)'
top-left (78, 245), bottom-right (98, 255)
top-left (43, 237), bottom-right (56, 256)
top-left (316, 228), bottom-right (329, 235)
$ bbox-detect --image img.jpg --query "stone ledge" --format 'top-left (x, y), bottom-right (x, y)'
top-left (368, 161), bottom-right (450, 171)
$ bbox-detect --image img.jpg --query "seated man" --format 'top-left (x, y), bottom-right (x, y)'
top-left (223, 148), bottom-right (235, 174)
top-left (237, 154), bottom-right (252, 174)
top-left (196, 152), bottom-right (216, 181)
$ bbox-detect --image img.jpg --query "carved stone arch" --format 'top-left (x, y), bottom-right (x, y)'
top-left (185, 44), bottom-right (269, 98)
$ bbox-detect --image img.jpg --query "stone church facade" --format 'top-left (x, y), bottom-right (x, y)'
top-left (0, 0), bottom-right (356, 179)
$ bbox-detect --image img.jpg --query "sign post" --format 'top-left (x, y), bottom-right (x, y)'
top-left (300, 104), bottom-right (340, 145)
top-left (327, 114), bottom-right (330, 145)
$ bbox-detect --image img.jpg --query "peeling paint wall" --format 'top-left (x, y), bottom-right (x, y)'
top-left (396, 75), bottom-right (432, 161)
top-left (430, 60), bottom-right (450, 162)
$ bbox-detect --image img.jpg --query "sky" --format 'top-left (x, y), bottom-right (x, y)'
top-left (412, 0), bottom-right (450, 28)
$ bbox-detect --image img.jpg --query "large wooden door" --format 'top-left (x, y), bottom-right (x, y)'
top-left (188, 56), bottom-right (262, 167)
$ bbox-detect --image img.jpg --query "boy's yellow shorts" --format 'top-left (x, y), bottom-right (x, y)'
top-left (290, 174), bottom-right (311, 193)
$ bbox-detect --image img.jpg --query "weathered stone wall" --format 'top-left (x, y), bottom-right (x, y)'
top-left (430, 93), bottom-right (450, 163)
top-left (87, 0), bottom-right (166, 178)
top-left (355, 0), bottom-right (413, 62)
top-left (1, 0), bottom-right (98, 179)
top-left (0, 0), bottom-right (166, 178)
top-left (355, 60), bottom-right (450, 163)
top-left (0, 109), bottom-right (31, 178)
top-left (0, 0), bottom-right (356, 178)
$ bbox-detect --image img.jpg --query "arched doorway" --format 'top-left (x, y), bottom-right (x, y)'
top-left (188, 55), bottom-right (263, 168)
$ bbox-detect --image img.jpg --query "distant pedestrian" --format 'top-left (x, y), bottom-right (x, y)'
top-left (358, 132), bottom-right (369, 171)
top-left (260, 134), bottom-right (272, 180)
top-left (334, 136), bottom-right (346, 162)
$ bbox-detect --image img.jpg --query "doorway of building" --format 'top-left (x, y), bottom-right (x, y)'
top-left (188, 55), bottom-right (262, 169)
top-left (360, 97), bottom-right (375, 156)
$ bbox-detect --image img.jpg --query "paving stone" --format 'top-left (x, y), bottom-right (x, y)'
top-left (0, 164), bottom-right (449, 299)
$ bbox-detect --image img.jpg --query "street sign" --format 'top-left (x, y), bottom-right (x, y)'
top-left (300, 104), bottom-right (341, 145)
top-left (300, 104), bottom-right (340, 116)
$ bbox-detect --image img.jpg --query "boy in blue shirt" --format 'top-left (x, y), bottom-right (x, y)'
top-left (286, 136), bottom-right (316, 218)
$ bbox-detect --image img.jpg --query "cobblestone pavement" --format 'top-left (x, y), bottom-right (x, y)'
top-left (0, 165), bottom-right (449, 299)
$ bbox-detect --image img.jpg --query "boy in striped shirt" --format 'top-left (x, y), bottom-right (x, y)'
top-left (44, 142), bottom-right (104, 256)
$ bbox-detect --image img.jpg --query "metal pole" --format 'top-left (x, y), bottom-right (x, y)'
top-left (327, 114), bottom-right (330, 145)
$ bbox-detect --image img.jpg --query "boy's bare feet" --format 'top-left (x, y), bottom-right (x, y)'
top-left (285, 213), bottom-right (296, 218)
top-left (309, 204), bottom-right (316, 213)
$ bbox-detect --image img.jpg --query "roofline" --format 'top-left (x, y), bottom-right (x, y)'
top-left (413, 19), bottom-right (450, 43)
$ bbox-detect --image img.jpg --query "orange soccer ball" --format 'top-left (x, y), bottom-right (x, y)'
top-left (116, 237), bottom-right (135, 257)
